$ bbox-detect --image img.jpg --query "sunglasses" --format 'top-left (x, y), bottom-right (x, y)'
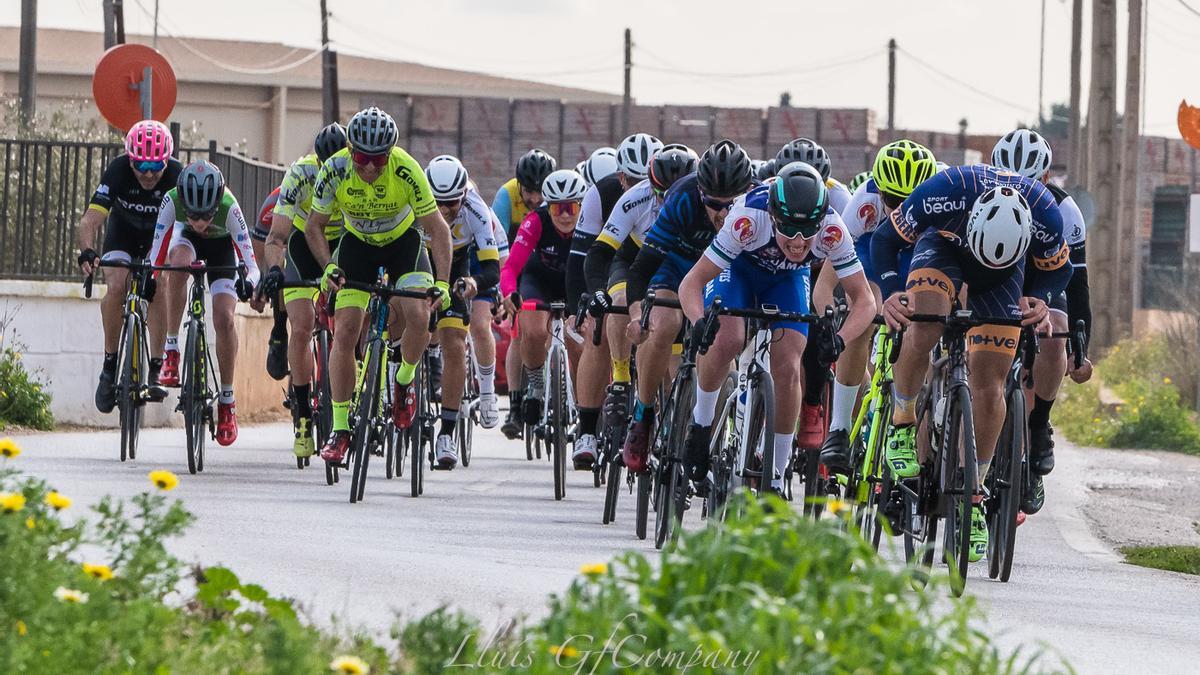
top-left (352, 151), bottom-right (389, 168)
top-left (132, 159), bottom-right (167, 173)
top-left (773, 217), bottom-right (820, 241)
top-left (186, 209), bottom-right (218, 222)
top-left (436, 197), bottom-right (464, 209)
top-left (700, 193), bottom-right (735, 211)
top-left (549, 201), bottom-right (581, 217)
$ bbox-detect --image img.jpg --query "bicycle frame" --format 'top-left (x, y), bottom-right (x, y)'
top-left (843, 326), bottom-right (896, 505)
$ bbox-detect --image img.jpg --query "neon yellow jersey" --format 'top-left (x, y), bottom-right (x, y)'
top-left (501, 178), bottom-right (533, 232)
top-left (311, 146), bottom-right (437, 246)
top-left (273, 153), bottom-right (344, 240)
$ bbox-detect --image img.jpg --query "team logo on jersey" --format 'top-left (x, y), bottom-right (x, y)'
top-left (373, 183), bottom-right (389, 198)
top-left (733, 217), bottom-right (754, 244)
top-left (857, 202), bottom-right (877, 226)
top-left (820, 225), bottom-right (843, 249)
top-left (96, 184), bottom-right (110, 196)
top-left (937, 229), bottom-right (962, 245)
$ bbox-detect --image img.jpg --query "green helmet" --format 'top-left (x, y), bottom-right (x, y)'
top-left (847, 171), bottom-right (871, 193)
top-left (871, 140), bottom-right (937, 199)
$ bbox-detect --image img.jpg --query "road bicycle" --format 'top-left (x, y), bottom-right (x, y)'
top-left (84, 259), bottom-right (167, 463)
top-left (518, 300), bottom-right (578, 501)
top-left (275, 280), bottom-right (337, 475)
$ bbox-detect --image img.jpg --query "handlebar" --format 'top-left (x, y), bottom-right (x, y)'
top-left (83, 259), bottom-right (246, 299)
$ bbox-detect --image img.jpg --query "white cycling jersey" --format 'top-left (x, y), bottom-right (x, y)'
top-left (596, 179), bottom-right (659, 249)
top-left (826, 177), bottom-right (852, 216)
top-left (449, 186), bottom-right (499, 261)
top-left (840, 178), bottom-right (890, 240)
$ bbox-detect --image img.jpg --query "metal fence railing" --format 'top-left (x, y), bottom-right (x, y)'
top-left (0, 138), bottom-right (283, 281)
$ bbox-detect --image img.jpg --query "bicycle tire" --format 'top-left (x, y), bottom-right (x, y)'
top-left (183, 319), bottom-right (207, 475)
top-left (706, 375), bottom-right (738, 523)
top-left (635, 471), bottom-right (650, 540)
top-left (942, 384), bottom-right (978, 597)
top-left (903, 384), bottom-right (939, 581)
top-left (602, 455), bottom-right (622, 524)
top-left (550, 351), bottom-right (567, 501)
top-left (990, 385), bottom-right (1025, 582)
top-left (656, 373), bottom-right (696, 548)
top-left (349, 340), bottom-right (382, 503)
top-left (852, 390), bottom-right (891, 544)
top-left (118, 313), bottom-right (145, 462)
top-left (408, 362), bottom-right (426, 498)
top-left (748, 371), bottom-right (776, 497)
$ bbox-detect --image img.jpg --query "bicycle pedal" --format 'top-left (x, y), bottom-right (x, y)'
top-left (144, 386), bottom-right (168, 403)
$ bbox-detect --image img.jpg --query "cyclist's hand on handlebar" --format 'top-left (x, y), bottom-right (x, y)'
top-left (696, 314), bottom-right (720, 355)
top-left (817, 332), bottom-right (845, 368)
top-left (257, 265), bottom-right (284, 302)
top-left (503, 292), bottom-right (521, 317)
top-left (235, 276), bottom-right (255, 303)
top-left (1019, 296), bottom-right (1049, 330)
top-left (626, 315), bottom-right (648, 345)
top-left (431, 280), bottom-right (452, 311)
top-left (587, 290), bottom-right (612, 318)
top-left (1068, 356), bottom-right (1094, 384)
top-left (881, 292), bottom-right (913, 331)
top-left (320, 263), bottom-right (344, 293)
top-left (454, 277), bottom-right (478, 301)
top-left (139, 276), bottom-right (157, 303)
top-left (78, 248), bottom-right (98, 276)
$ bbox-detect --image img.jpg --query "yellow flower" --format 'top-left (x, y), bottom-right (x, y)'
top-left (25, 517), bottom-right (35, 530)
top-left (1164, 377), bottom-right (1173, 385)
top-left (44, 491), bottom-right (71, 510)
top-left (579, 562), bottom-right (607, 578)
top-left (1092, 417), bottom-right (1101, 423)
top-left (0, 437), bottom-right (21, 458)
top-left (0, 492), bottom-right (26, 513)
top-left (329, 655), bottom-right (370, 675)
top-left (16, 620), bottom-right (26, 636)
top-left (82, 563), bottom-right (114, 582)
top-left (53, 587), bottom-right (88, 604)
top-left (148, 470), bottom-right (179, 491)
top-left (826, 499), bottom-right (849, 516)
top-left (549, 644), bottom-right (580, 658)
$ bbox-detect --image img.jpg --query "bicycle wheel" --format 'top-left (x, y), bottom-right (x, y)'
top-left (635, 471), bottom-right (651, 540)
top-left (655, 375), bottom-right (695, 548)
top-left (408, 362), bottom-right (427, 498)
top-left (747, 371), bottom-right (776, 497)
top-left (941, 385), bottom-right (978, 598)
top-left (349, 341), bottom-right (382, 503)
top-left (183, 320), bottom-right (207, 475)
top-left (602, 452), bottom-right (622, 524)
top-left (550, 352), bottom-right (567, 501)
top-left (118, 313), bottom-right (146, 462)
top-left (989, 385), bottom-right (1025, 582)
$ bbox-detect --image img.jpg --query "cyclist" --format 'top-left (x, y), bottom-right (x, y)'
top-left (583, 144), bottom-right (696, 461)
top-left (874, 164), bottom-right (1071, 561)
top-left (847, 170), bottom-right (870, 193)
top-left (990, 128), bottom-right (1093, 513)
top-left (256, 123), bottom-right (348, 459)
top-left (425, 155), bottom-right (501, 468)
top-left (495, 149), bottom-right (557, 438)
top-left (581, 146), bottom-right (619, 186)
top-left (622, 139), bottom-right (754, 473)
top-left (465, 201), bottom-right (510, 431)
top-left (815, 140), bottom-right (938, 472)
top-left (568, 133), bottom-right (662, 468)
top-left (775, 138), bottom-right (851, 215)
top-left (254, 185), bottom-right (292, 382)
top-left (679, 163), bottom-right (876, 491)
top-left (755, 158), bottom-right (778, 182)
top-left (500, 169), bottom-right (589, 448)
top-left (77, 120), bottom-right (180, 413)
top-left (304, 106), bottom-right (454, 465)
top-left (148, 161), bottom-right (260, 446)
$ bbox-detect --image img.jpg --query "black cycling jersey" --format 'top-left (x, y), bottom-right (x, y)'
top-left (89, 155), bottom-right (183, 232)
top-left (567, 173), bottom-right (626, 305)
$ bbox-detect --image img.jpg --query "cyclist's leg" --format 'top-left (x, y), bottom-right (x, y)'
top-left (964, 271), bottom-right (1024, 478)
top-left (191, 236), bottom-right (240, 445)
top-left (164, 230), bottom-right (198, 358)
top-left (436, 259), bottom-right (471, 463)
top-left (686, 267), bottom-right (747, 481)
top-left (1028, 294), bottom-right (1068, 474)
top-left (98, 221), bottom-right (144, 355)
top-left (757, 267), bottom-right (812, 489)
top-left (325, 235), bottom-right (371, 446)
top-left (387, 230), bottom-right (434, 385)
top-left (283, 231), bottom-right (321, 389)
top-left (469, 292), bottom-right (501, 427)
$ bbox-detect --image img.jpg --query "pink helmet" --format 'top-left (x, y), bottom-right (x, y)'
top-left (125, 120), bottom-right (173, 162)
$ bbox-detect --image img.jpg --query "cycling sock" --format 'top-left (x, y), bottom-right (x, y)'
top-left (612, 358), bottom-right (631, 383)
top-left (218, 384), bottom-right (234, 405)
top-left (292, 383), bottom-right (312, 418)
top-left (270, 309), bottom-right (288, 341)
top-left (772, 433), bottom-right (793, 488)
top-left (165, 334), bottom-right (179, 353)
top-left (692, 385), bottom-right (720, 427)
top-left (829, 381), bottom-right (860, 432)
top-left (332, 400), bottom-right (350, 432)
top-left (439, 407), bottom-right (458, 437)
top-left (509, 387), bottom-right (524, 407)
top-left (525, 367), bottom-right (544, 397)
top-left (475, 360), bottom-right (496, 395)
top-left (395, 359), bottom-right (417, 386)
top-left (578, 407), bottom-right (600, 436)
top-left (1029, 395), bottom-right (1054, 430)
top-left (977, 459), bottom-right (992, 484)
top-left (633, 399), bottom-right (655, 424)
top-left (892, 386), bottom-right (917, 420)
top-left (102, 351), bottom-right (118, 374)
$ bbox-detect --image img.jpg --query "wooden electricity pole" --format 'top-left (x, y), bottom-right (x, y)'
top-left (18, 0), bottom-right (36, 125)
top-left (622, 28), bottom-right (632, 138)
top-left (1088, 0), bottom-right (1120, 348)
top-left (887, 38), bottom-right (896, 135)
top-left (1118, 0), bottom-right (1144, 330)
top-left (1068, 0), bottom-right (1084, 183)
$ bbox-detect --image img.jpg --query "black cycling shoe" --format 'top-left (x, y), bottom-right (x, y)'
top-left (500, 407), bottom-right (523, 440)
top-left (522, 396), bottom-right (543, 426)
top-left (145, 384), bottom-right (169, 402)
top-left (1030, 425), bottom-right (1056, 476)
top-left (1022, 473), bottom-right (1046, 514)
top-left (603, 382), bottom-right (630, 430)
top-left (95, 370), bottom-right (117, 413)
top-left (266, 336), bottom-right (289, 381)
top-left (818, 429), bottom-right (852, 476)
top-left (683, 423), bottom-right (712, 483)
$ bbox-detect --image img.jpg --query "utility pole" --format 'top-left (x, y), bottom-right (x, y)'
top-left (153, 0), bottom-right (159, 48)
top-left (18, 0), bottom-right (36, 126)
top-left (1118, 0), bottom-right (1144, 333)
top-left (319, 0), bottom-right (339, 124)
top-left (887, 38), bottom-right (896, 136)
top-left (102, 0), bottom-right (115, 49)
top-left (1068, 0), bottom-right (1083, 184)
top-left (1087, 0), bottom-right (1119, 348)
top-left (1037, 0), bottom-right (1047, 125)
top-left (622, 28), bottom-right (632, 138)
top-left (114, 0), bottom-right (125, 44)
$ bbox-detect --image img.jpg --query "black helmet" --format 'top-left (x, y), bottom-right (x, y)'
top-left (177, 160), bottom-right (225, 218)
top-left (776, 138), bottom-right (831, 181)
top-left (696, 139), bottom-right (752, 199)
top-left (346, 107), bottom-right (398, 154)
top-left (768, 162), bottom-right (828, 239)
top-left (755, 158), bottom-right (778, 181)
top-left (515, 149), bottom-right (557, 191)
top-left (648, 146), bottom-right (697, 194)
top-left (313, 123), bottom-right (347, 163)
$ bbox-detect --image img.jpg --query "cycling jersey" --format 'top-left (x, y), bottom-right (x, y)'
top-left (311, 147), bottom-right (436, 246)
top-left (568, 173), bottom-right (627, 308)
top-left (500, 207), bottom-right (573, 301)
top-left (872, 164), bottom-right (1070, 303)
top-left (841, 178), bottom-right (911, 285)
top-left (150, 188), bottom-right (260, 286)
top-left (1046, 182), bottom-right (1091, 352)
top-left (826, 177), bottom-right (852, 216)
top-left (274, 153), bottom-right (344, 239)
top-left (706, 184), bottom-right (863, 278)
top-left (492, 178), bottom-right (536, 241)
top-left (253, 187), bottom-right (280, 243)
top-left (89, 155), bottom-right (183, 232)
top-left (583, 178), bottom-right (660, 294)
top-left (450, 186), bottom-right (500, 263)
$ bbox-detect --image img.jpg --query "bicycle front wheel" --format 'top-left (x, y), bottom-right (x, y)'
top-left (118, 313), bottom-right (147, 462)
top-left (989, 384), bottom-right (1025, 582)
top-left (349, 340), bottom-right (382, 503)
top-left (550, 351), bottom-right (567, 501)
top-left (182, 320), bottom-right (207, 475)
top-left (941, 384), bottom-right (978, 597)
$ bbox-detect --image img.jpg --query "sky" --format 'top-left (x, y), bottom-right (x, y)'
top-left (3, 0), bottom-right (1193, 137)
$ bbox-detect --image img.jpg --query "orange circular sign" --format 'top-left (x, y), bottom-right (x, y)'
top-left (1180, 100), bottom-right (1200, 151)
top-left (92, 43), bottom-right (177, 132)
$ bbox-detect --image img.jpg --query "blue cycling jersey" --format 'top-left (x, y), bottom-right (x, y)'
top-left (643, 173), bottom-right (719, 263)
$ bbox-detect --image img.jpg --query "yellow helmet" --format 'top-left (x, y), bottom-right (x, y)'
top-left (872, 140), bottom-right (937, 199)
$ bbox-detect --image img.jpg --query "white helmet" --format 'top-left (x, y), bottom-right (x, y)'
top-left (966, 186), bottom-right (1033, 269)
top-left (425, 155), bottom-right (468, 200)
top-left (584, 146), bottom-right (619, 184)
top-left (991, 129), bottom-right (1052, 180)
top-left (541, 169), bottom-right (589, 202)
top-left (575, 160), bottom-right (589, 184)
top-left (616, 133), bottom-right (663, 180)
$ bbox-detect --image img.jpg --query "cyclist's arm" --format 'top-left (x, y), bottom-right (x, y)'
top-left (625, 245), bottom-right (664, 305)
top-left (1025, 205), bottom-right (1072, 303)
top-left (838, 270), bottom-right (876, 344)
top-left (583, 239), bottom-right (618, 294)
top-left (148, 194), bottom-right (177, 274)
top-left (226, 203), bottom-right (260, 285)
top-left (679, 256), bottom-right (721, 323)
top-left (304, 213), bottom-right (333, 267)
top-left (566, 235), bottom-right (593, 306)
top-left (500, 213), bottom-right (541, 297)
top-left (76, 207), bottom-right (107, 256)
top-left (1065, 243), bottom-right (1091, 355)
top-left (263, 212), bottom-right (292, 271)
top-left (869, 213), bottom-right (914, 299)
top-left (417, 210), bottom-right (453, 285)
top-left (467, 205), bottom-right (501, 292)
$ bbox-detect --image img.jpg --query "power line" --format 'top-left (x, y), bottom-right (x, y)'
top-left (634, 45), bottom-right (882, 80)
top-left (896, 47), bottom-right (1036, 115)
top-left (1176, 0), bottom-right (1200, 18)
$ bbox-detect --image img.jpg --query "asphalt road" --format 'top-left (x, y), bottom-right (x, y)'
top-left (10, 424), bottom-right (1200, 672)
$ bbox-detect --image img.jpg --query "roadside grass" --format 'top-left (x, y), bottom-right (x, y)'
top-left (1121, 545), bottom-right (1200, 575)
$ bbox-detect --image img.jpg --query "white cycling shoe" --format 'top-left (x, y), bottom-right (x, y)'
top-left (573, 434), bottom-right (597, 470)
top-left (479, 393), bottom-right (500, 429)
top-left (435, 434), bottom-right (458, 469)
